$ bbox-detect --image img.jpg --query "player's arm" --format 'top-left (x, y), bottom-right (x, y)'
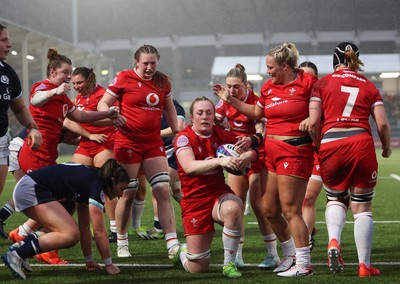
top-left (76, 203), bottom-right (101, 271)
top-left (163, 96), bottom-right (179, 134)
top-left (30, 83), bottom-right (70, 107)
top-left (10, 96), bottom-right (42, 150)
top-left (176, 146), bottom-right (238, 175)
top-left (88, 202), bottom-right (120, 275)
top-left (161, 115), bottom-right (185, 138)
top-left (97, 92), bottom-right (126, 128)
top-left (371, 104), bottom-right (392, 158)
top-left (63, 118), bottom-right (108, 143)
top-left (212, 84), bottom-right (263, 120)
top-left (308, 99), bottom-right (322, 149)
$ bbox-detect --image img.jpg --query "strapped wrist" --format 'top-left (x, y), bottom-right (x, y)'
top-left (85, 255), bottom-right (93, 263)
top-left (250, 133), bottom-right (263, 148)
top-left (103, 257), bottom-right (112, 266)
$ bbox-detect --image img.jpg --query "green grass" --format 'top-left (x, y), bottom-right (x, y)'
top-left (0, 149), bottom-right (399, 283)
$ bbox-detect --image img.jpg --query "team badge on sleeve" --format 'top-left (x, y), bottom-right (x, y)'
top-left (109, 77), bottom-right (117, 86)
top-left (216, 99), bottom-right (224, 109)
top-left (177, 135), bottom-right (189, 147)
top-left (1, 75), bottom-right (9, 84)
top-left (34, 83), bottom-right (47, 92)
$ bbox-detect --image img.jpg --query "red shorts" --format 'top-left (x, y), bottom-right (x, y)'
top-left (19, 145), bottom-right (56, 173)
top-left (264, 138), bottom-right (314, 180)
top-left (114, 133), bottom-right (165, 164)
top-left (75, 139), bottom-right (114, 159)
top-left (319, 132), bottom-right (377, 190)
top-left (181, 188), bottom-right (234, 236)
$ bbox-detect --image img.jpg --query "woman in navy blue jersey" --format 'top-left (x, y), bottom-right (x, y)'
top-left (1, 159), bottom-right (129, 280)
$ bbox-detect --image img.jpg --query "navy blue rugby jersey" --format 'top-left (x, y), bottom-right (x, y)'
top-left (27, 162), bottom-right (107, 207)
top-left (161, 99), bottom-right (185, 148)
top-left (0, 61), bottom-right (22, 136)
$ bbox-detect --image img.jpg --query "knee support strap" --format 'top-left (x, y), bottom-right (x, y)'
top-left (149, 172), bottom-right (170, 189)
top-left (351, 191), bottom-right (375, 203)
top-left (186, 249), bottom-right (211, 261)
top-left (325, 187), bottom-right (350, 207)
top-left (125, 178), bottom-right (139, 192)
top-left (217, 193), bottom-right (243, 222)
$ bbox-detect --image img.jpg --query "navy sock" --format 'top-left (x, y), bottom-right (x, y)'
top-left (15, 236), bottom-right (42, 259)
top-left (0, 205), bottom-right (14, 221)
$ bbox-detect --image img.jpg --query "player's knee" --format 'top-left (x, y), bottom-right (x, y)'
top-left (64, 227), bottom-right (80, 247)
top-left (149, 172), bottom-right (170, 189)
top-left (220, 195), bottom-right (242, 216)
top-left (185, 250), bottom-right (211, 273)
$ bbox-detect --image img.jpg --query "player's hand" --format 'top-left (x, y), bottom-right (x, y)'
top-left (111, 114), bottom-right (127, 128)
top-left (382, 147), bottom-right (392, 158)
top-left (85, 261), bottom-right (102, 271)
top-left (108, 106), bottom-right (120, 117)
top-left (235, 136), bottom-right (251, 151)
top-left (105, 264), bottom-right (120, 275)
top-left (299, 117), bottom-right (309, 132)
top-left (212, 84), bottom-right (231, 103)
top-left (89, 133), bottom-right (108, 143)
top-left (219, 156), bottom-right (241, 171)
top-left (27, 128), bottom-right (43, 150)
top-left (55, 82), bottom-right (71, 95)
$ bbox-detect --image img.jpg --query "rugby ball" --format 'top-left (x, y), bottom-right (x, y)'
top-left (216, 144), bottom-right (250, 176)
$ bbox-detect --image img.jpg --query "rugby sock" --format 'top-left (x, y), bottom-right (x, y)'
top-left (20, 232), bottom-right (40, 244)
top-left (117, 234), bottom-right (129, 247)
top-left (295, 246), bottom-right (311, 267)
top-left (109, 220), bottom-right (117, 233)
top-left (222, 226), bottom-right (241, 265)
top-left (0, 203), bottom-right (14, 221)
top-left (131, 199), bottom-right (145, 229)
top-left (165, 233), bottom-right (179, 250)
top-left (19, 223), bottom-right (33, 237)
top-left (263, 233), bottom-right (279, 257)
top-left (325, 201), bottom-right (347, 243)
top-left (281, 237), bottom-right (296, 257)
top-left (354, 211), bottom-right (373, 267)
top-left (15, 236), bottom-right (41, 259)
top-left (236, 236), bottom-right (244, 259)
top-left (153, 216), bottom-right (162, 230)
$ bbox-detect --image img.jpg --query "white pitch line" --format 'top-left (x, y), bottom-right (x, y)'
top-left (390, 173), bottom-right (400, 181)
top-left (248, 220), bottom-right (400, 225)
top-left (1, 262), bottom-right (400, 267)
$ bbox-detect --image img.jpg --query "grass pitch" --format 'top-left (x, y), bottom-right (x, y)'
top-left (0, 149), bottom-right (399, 283)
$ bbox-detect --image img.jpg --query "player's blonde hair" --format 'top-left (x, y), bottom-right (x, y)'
top-left (268, 42), bottom-right (299, 69)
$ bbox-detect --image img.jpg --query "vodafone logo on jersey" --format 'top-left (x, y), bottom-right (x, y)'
top-left (146, 93), bottom-right (160, 106)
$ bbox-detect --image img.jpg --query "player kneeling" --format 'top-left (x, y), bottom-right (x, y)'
top-left (1, 159), bottom-right (129, 280)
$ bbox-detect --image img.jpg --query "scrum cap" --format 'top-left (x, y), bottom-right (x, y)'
top-left (333, 42), bottom-right (359, 69)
